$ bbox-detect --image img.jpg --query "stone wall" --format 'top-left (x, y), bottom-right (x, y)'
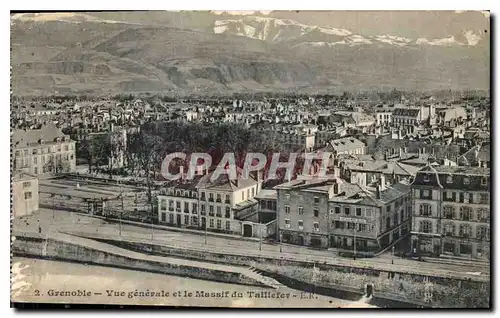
top-left (12, 233), bottom-right (267, 288)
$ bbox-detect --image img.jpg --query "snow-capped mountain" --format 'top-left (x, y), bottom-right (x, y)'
top-left (212, 15), bottom-right (484, 48)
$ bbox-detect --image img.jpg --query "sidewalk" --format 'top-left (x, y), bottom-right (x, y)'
top-left (64, 227), bottom-right (490, 282)
top-left (82, 213), bottom-right (262, 243)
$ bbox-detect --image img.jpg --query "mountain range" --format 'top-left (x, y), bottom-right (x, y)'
top-left (10, 11), bottom-right (490, 96)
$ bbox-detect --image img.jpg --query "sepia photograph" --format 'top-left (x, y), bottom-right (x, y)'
top-left (9, 9), bottom-right (491, 309)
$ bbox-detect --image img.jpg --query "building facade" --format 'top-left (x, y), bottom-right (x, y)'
top-left (13, 124), bottom-right (76, 175)
top-left (12, 172), bottom-right (39, 218)
top-left (410, 166), bottom-right (490, 260)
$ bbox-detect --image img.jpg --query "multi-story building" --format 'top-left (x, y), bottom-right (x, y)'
top-left (410, 166), bottom-right (490, 260)
top-left (275, 176), bottom-right (411, 255)
top-left (328, 137), bottom-right (366, 156)
top-left (157, 170), bottom-right (262, 236)
top-left (12, 124), bottom-right (77, 175)
top-left (12, 172), bottom-right (39, 218)
top-left (275, 178), bottom-right (334, 247)
top-left (328, 177), bottom-right (411, 255)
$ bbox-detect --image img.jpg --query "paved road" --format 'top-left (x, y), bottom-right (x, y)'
top-left (13, 207), bottom-right (490, 281)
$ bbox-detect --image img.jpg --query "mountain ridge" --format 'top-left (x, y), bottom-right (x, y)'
top-left (10, 12), bottom-right (490, 95)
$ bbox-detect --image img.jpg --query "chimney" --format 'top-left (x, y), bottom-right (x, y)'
top-left (333, 179), bottom-right (339, 195)
top-left (380, 174), bottom-right (386, 190)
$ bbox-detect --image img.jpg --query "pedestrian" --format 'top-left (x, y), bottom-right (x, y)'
top-left (38, 225), bottom-right (41, 234)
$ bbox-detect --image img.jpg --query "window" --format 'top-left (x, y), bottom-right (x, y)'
top-left (192, 216), bottom-right (198, 225)
top-left (209, 193), bottom-right (214, 202)
top-left (161, 213), bottom-right (166, 222)
top-left (216, 194), bottom-right (221, 202)
top-left (225, 195), bottom-right (230, 204)
top-left (313, 209), bottom-right (319, 217)
top-left (335, 206), bottom-right (341, 214)
top-left (225, 220), bottom-right (230, 230)
top-left (169, 213), bottom-right (174, 223)
top-left (420, 221), bottom-right (432, 233)
top-left (419, 204), bottom-right (431, 216)
top-left (423, 174), bottom-right (430, 182)
top-left (446, 175), bottom-right (453, 184)
top-left (443, 223), bottom-right (455, 236)
top-left (298, 206), bottom-right (304, 215)
top-left (201, 192), bottom-right (206, 201)
top-left (344, 207), bottom-right (350, 216)
top-left (334, 221), bottom-right (345, 229)
top-left (313, 222), bottom-right (319, 232)
top-left (200, 204), bottom-right (206, 215)
top-left (285, 193), bottom-right (290, 200)
top-left (192, 203), bottom-right (197, 213)
top-left (356, 208), bottom-right (362, 217)
top-left (314, 196), bottom-right (320, 204)
top-left (176, 201), bottom-right (181, 211)
top-left (422, 190), bottom-right (430, 198)
top-left (285, 219), bottom-right (290, 228)
top-left (216, 206), bottom-right (222, 217)
top-left (216, 220), bottom-right (222, 229)
top-left (209, 205), bottom-right (214, 216)
top-left (184, 215), bottom-right (189, 225)
top-left (347, 222), bottom-right (355, 230)
top-left (477, 208), bottom-right (489, 222)
top-left (184, 202), bottom-right (189, 213)
top-left (459, 224), bottom-right (471, 238)
top-left (460, 207), bottom-right (473, 221)
top-left (481, 177), bottom-right (488, 186)
top-left (169, 200), bottom-right (174, 211)
top-left (443, 206), bottom-right (455, 219)
top-left (477, 226), bottom-right (489, 241)
top-left (285, 205), bottom-right (290, 214)
top-left (160, 199), bottom-right (167, 211)
top-left (22, 181), bottom-right (31, 188)
top-left (358, 224), bottom-right (367, 232)
top-left (463, 177), bottom-right (470, 185)
top-left (386, 204), bottom-right (392, 213)
top-left (225, 207), bottom-right (231, 218)
top-left (479, 193), bottom-right (489, 205)
top-left (209, 219), bottom-right (214, 228)
top-left (298, 220), bottom-right (304, 230)
top-left (445, 191), bottom-right (454, 201)
top-left (24, 192), bottom-right (32, 200)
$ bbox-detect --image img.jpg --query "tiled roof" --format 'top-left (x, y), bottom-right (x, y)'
top-left (329, 137), bottom-right (365, 153)
top-left (12, 123), bottom-right (69, 148)
top-left (392, 108), bottom-right (420, 117)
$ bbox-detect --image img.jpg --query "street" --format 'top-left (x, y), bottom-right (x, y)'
top-left (12, 207), bottom-right (490, 280)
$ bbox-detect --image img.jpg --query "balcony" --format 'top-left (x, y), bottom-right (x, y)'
top-left (176, 208), bottom-right (181, 212)
top-left (225, 200), bottom-right (231, 204)
top-left (208, 198), bottom-right (214, 202)
top-left (168, 207), bottom-right (174, 212)
top-left (216, 199), bottom-right (222, 203)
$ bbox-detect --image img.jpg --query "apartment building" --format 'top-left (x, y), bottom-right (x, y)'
top-left (275, 178), bottom-right (334, 248)
top-left (410, 166), bottom-right (490, 260)
top-left (328, 178), bottom-right (411, 255)
top-left (157, 170), bottom-right (262, 236)
top-left (328, 137), bottom-right (366, 156)
top-left (12, 172), bottom-right (39, 218)
top-left (275, 176), bottom-right (411, 255)
top-left (12, 124), bottom-right (76, 175)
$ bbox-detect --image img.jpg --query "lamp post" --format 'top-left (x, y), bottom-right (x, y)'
top-left (353, 226), bottom-right (357, 260)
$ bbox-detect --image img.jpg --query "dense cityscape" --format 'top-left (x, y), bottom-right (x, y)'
top-left (11, 90), bottom-right (490, 308)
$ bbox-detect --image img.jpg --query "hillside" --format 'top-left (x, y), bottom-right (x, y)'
top-left (10, 12), bottom-right (490, 96)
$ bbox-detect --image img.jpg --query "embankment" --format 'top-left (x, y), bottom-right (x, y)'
top-left (11, 232), bottom-right (272, 288)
